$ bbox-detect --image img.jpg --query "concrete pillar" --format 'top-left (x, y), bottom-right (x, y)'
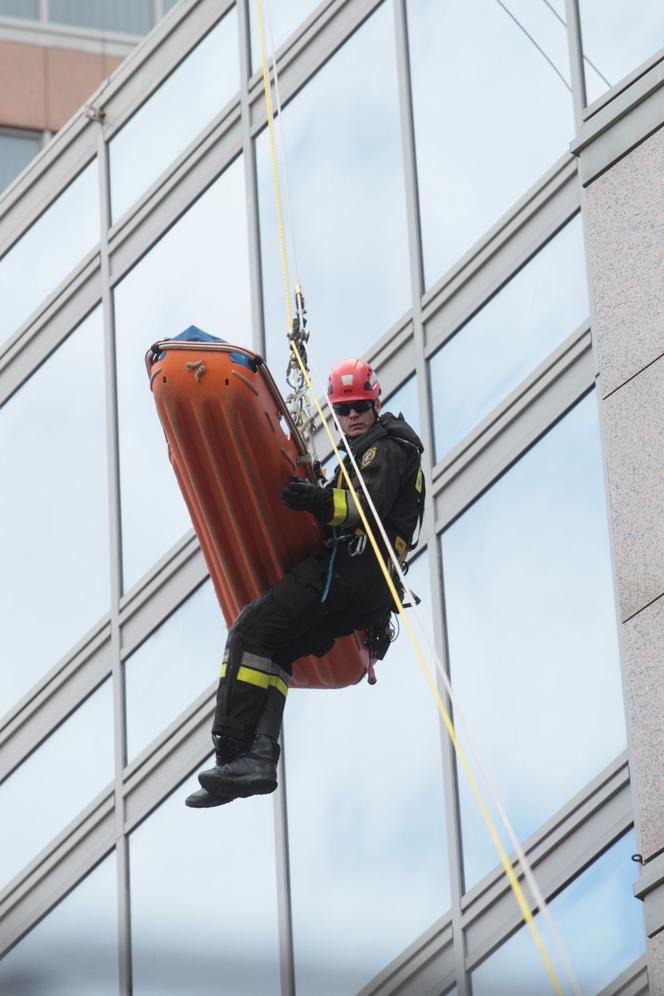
top-left (580, 112), bottom-right (664, 989)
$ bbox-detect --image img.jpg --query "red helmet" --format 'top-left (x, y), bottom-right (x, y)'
top-left (327, 358), bottom-right (381, 403)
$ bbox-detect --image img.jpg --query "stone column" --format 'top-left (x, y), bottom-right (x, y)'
top-left (581, 119), bottom-right (664, 986)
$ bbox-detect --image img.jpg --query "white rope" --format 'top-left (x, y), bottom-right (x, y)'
top-left (257, 7), bottom-right (579, 992)
top-left (306, 352), bottom-right (581, 996)
top-left (266, 0), bottom-right (302, 294)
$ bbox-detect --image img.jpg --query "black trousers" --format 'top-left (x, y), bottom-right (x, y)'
top-left (212, 545), bottom-right (393, 743)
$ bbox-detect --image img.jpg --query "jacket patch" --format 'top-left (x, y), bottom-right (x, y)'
top-left (361, 446), bottom-right (377, 468)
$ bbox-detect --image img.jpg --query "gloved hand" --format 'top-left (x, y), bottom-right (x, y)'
top-left (282, 477), bottom-right (331, 516)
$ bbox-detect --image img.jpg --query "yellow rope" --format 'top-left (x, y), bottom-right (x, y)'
top-left (288, 340), bottom-right (563, 996)
top-left (254, 3), bottom-right (564, 991)
top-left (256, 0), bottom-right (292, 331)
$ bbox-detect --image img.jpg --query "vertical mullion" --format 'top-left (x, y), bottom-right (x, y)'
top-left (273, 741), bottom-right (296, 996)
top-left (392, 1), bottom-right (468, 992)
top-left (97, 126), bottom-right (132, 996)
top-left (237, 7), bottom-right (294, 995)
top-left (150, 0), bottom-right (161, 29)
top-left (565, 0), bottom-right (587, 128)
top-left (239, 0), bottom-right (267, 359)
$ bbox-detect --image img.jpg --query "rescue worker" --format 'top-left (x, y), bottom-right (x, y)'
top-left (185, 358), bottom-right (425, 808)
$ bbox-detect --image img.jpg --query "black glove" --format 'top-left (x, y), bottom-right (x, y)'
top-left (282, 477), bottom-right (331, 517)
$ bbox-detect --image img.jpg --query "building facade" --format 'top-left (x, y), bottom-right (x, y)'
top-left (0, 0), bottom-right (184, 194)
top-left (0, 0), bottom-right (662, 993)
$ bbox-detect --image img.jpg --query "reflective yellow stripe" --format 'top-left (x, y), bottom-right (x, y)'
top-left (221, 659), bottom-right (288, 697)
top-left (415, 466), bottom-right (423, 493)
top-left (329, 487), bottom-right (348, 526)
top-left (237, 665), bottom-right (289, 698)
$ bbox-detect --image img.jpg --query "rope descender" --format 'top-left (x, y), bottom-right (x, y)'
top-left (285, 285), bottom-right (320, 472)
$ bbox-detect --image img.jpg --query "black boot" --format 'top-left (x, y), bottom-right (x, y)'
top-left (185, 732), bottom-right (248, 809)
top-left (198, 733), bottom-right (281, 799)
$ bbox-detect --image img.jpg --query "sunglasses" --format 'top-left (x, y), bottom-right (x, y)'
top-left (332, 399), bottom-right (374, 416)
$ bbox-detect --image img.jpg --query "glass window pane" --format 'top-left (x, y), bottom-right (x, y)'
top-left (285, 554), bottom-right (450, 995)
top-left (408, 0), bottom-right (574, 288)
top-left (124, 580), bottom-right (226, 761)
top-left (580, 0), bottom-right (664, 105)
top-left (472, 831), bottom-right (645, 994)
top-left (0, 855), bottom-right (118, 996)
top-left (164, 0), bottom-right (180, 10)
top-left (383, 373), bottom-right (420, 439)
top-left (257, 1), bottom-right (410, 399)
top-left (129, 772), bottom-right (280, 994)
top-left (0, 680), bottom-right (114, 891)
top-left (430, 216), bottom-right (589, 462)
top-left (49, 0), bottom-right (151, 33)
top-left (0, 131), bottom-right (41, 191)
top-left (0, 308), bottom-right (110, 713)
top-left (110, 11), bottom-right (239, 221)
top-left (114, 157), bottom-right (251, 592)
top-left (442, 395), bottom-right (626, 889)
top-left (0, 0), bottom-right (37, 16)
top-left (249, 0), bottom-right (320, 72)
top-left (0, 160), bottom-right (100, 347)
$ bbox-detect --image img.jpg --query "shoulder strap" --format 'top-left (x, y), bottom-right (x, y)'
top-left (409, 460), bottom-right (426, 551)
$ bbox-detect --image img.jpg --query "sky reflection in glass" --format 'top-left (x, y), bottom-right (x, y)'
top-left (110, 10), bottom-right (239, 221)
top-left (472, 831), bottom-right (644, 994)
top-left (257, 1), bottom-right (410, 400)
top-left (442, 394), bottom-right (625, 889)
top-left (0, 680), bottom-right (114, 892)
top-left (0, 160), bottom-right (99, 346)
top-left (124, 579), bottom-right (227, 762)
top-left (430, 216), bottom-right (589, 463)
top-left (249, 0), bottom-right (320, 72)
top-left (130, 769), bottom-right (280, 995)
top-left (50, 0), bottom-right (150, 33)
top-left (0, 308), bottom-right (110, 714)
top-left (579, 0), bottom-right (664, 105)
top-left (285, 554), bottom-right (450, 995)
top-left (0, 131), bottom-right (40, 192)
top-left (408, 0), bottom-right (573, 288)
top-left (0, 0), bottom-right (38, 16)
top-left (114, 157), bottom-right (251, 592)
top-left (0, 855), bottom-right (118, 996)
top-left (383, 373), bottom-right (420, 439)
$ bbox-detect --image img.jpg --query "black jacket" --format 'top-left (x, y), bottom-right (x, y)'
top-left (325, 412), bottom-right (424, 550)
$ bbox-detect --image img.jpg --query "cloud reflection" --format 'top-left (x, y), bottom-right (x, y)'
top-left (442, 393), bottom-right (626, 888)
top-left (257, 1), bottom-right (411, 400)
top-left (472, 830), bottom-right (644, 994)
top-left (284, 554), bottom-right (451, 996)
top-left (113, 157), bottom-right (251, 591)
top-left (407, 0), bottom-right (574, 287)
top-left (0, 308), bottom-right (110, 711)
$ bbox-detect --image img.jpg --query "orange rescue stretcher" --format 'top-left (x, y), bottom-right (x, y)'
top-left (145, 329), bottom-right (370, 689)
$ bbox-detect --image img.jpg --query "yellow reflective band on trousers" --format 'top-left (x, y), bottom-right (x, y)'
top-left (237, 666), bottom-right (288, 698)
top-left (329, 487), bottom-right (348, 526)
top-left (220, 662), bottom-right (288, 698)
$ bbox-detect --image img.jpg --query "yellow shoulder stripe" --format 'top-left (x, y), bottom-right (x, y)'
top-left (329, 487), bottom-right (348, 526)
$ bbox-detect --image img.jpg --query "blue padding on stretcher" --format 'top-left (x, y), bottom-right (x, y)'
top-left (155, 327), bottom-right (256, 371)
